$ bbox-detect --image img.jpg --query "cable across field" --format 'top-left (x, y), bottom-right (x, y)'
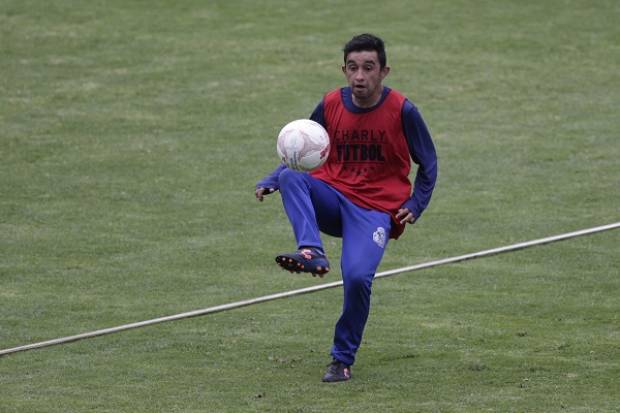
top-left (1, 222), bottom-right (618, 357)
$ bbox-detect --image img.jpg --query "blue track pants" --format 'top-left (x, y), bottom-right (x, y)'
top-left (279, 168), bottom-right (392, 366)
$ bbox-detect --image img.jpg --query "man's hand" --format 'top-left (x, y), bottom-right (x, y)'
top-left (396, 208), bottom-right (416, 225)
top-left (255, 187), bottom-right (275, 202)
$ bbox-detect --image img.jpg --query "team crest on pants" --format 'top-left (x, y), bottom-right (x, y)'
top-left (373, 227), bottom-right (386, 248)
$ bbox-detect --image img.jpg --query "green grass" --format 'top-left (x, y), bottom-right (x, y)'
top-left (1, 0), bottom-right (619, 412)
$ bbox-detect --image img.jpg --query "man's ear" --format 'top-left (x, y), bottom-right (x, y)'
top-left (381, 66), bottom-right (391, 79)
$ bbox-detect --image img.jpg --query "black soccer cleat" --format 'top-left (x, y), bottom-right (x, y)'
top-left (322, 360), bottom-right (351, 382)
top-left (275, 248), bottom-right (330, 277)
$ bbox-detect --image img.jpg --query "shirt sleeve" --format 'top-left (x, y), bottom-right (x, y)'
top-left (255, 163), bottom-right (286, 190)
top-left (256, 101), bottom-right (325, 190)
top-left (400, 100), bottom-right (438, 220)
top-left (310, 100), bottom-right (325, 126)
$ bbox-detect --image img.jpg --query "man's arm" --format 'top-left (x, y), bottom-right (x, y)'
top-left (255, 163), bottom-right (286, 201)
top-left (398, 100), bottom-right (438, 222)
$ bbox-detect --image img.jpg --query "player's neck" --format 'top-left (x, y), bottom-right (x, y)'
top-left (352, 88), bottom-right (384, 108)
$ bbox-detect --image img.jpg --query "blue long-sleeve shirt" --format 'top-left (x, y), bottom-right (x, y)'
top-left (257, 87), bottom-right (438, 220)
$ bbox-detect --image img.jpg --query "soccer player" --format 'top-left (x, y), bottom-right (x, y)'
top-left (255, 33), bottom-right (438, 382)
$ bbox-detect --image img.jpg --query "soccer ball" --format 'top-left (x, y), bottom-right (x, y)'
top-left (276, 119), bottom-right (330, 172)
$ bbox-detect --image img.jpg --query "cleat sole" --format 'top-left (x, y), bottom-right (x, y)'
top-left (275, 251), bottom-right (330, 278)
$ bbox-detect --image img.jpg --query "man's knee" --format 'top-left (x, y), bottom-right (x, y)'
top-left (279, 168), bottom-right (307, 189)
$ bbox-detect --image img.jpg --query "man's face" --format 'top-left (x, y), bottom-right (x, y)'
top-left (342, 50), bottom-right (390, 108)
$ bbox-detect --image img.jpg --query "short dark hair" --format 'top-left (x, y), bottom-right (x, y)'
top-left (343, 33), bottom-right (387, 68)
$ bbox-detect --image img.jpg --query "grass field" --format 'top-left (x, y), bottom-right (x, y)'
top-left (1, 0), bottom-right (619, 412)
